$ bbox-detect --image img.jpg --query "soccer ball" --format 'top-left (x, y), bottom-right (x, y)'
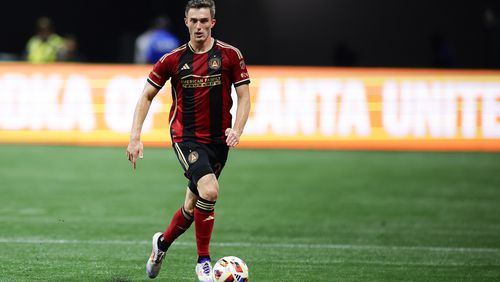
top-left (212, 256), bottom-right (249, 282)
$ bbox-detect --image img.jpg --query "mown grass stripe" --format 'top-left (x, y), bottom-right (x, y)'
top-left (1, 237), bottom-right (498, 254)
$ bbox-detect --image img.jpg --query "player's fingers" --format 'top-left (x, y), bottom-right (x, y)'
top-left (131, 153), bottom-right (137, 169)
top-left (228, 136), bottom-right (238, 147)
top-left (225, 128), bottom-right (231, 136)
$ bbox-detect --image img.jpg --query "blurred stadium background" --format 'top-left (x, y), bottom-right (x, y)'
top-left (1, 0), bottom-right (500, 67)
top-left (1, 0), bottom-right (500, 281)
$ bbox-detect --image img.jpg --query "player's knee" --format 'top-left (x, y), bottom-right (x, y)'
top-left (197, 174), bottom-right (219, 201)
top-left (183, 189), bottom-right (198, 216)
top-left (183, 202), bottom-right (195, 216)
top-left (200, 183), bottom-right (218, 201)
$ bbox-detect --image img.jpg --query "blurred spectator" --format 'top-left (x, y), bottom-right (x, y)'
top-left (134, 15), bottom-right (180, 64)
top-left (58, 34), bottom-right (85, 62)
top-left (25, 17), bottom-right (65, 63)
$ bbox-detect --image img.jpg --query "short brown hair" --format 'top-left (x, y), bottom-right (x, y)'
top-left (185, 0), bottom-right (216, 18)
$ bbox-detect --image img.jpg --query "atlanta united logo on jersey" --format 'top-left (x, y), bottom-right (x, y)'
top-left (209, 57), bottom-right (221, 70)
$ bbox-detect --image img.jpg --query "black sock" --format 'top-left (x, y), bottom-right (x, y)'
top-left (197, 255), bottom-right (211, 263)
top-left (157, 234), bottom-right (171, 252)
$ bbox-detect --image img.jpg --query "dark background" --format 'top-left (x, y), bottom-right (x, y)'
top-left (1, 0), bottom-right (499, 68)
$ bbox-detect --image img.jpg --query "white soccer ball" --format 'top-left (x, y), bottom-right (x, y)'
top-left (212, 256), bottom-right (249, 282)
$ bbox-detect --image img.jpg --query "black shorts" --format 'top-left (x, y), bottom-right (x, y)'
top-left (172, 140), bottom-right (229, 196)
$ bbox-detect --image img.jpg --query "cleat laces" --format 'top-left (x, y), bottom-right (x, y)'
top-left (154, 250), bottom-right (165, 263)
top-left (202, 261), bottom-right (211, 275)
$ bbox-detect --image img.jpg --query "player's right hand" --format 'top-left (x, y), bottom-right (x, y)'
top-left (126, 141), bottom-right (144, 170)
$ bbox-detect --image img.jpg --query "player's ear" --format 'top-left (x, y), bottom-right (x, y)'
top-left (211, 18), bottom-right (216, 28)
top-left (184, 17), bottom-right (188, 26)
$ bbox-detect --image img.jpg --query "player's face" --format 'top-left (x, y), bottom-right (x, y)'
top-left (185, 8), bottom-right (216, 44)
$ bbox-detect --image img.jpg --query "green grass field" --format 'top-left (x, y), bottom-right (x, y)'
top-left (1, 144), bottom-right (500, 281)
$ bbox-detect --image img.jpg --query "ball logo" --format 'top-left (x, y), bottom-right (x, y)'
top-left (214, 269), bottom-right (222, 280)
top-left (209, 57), bottom-right (221, 70)
top-left (188, 151), bottom-right (199, 163)
top-left (219, 259), bottom-right (229, 267)
top-left (231, 261), bottom-right (243, 272)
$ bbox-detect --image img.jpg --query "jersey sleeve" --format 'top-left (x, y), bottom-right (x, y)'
top-left (147, 54), bottom-right (174, 90)
top-left (229, 48), bottom-right (251, 87)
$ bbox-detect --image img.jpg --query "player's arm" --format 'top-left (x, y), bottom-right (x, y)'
top-left (126, 83), bottom-right (160, 169)
top-left (226, 83), bottom-right (251, 148)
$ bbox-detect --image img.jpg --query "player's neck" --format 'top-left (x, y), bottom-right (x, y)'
top-left (189, 37), bottom-right (214, 54)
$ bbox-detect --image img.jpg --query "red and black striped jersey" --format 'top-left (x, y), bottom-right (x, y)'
top-left (147, 39), bottom-right (250, 144)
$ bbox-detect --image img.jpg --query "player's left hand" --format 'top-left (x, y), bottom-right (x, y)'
top-left (225, 128), bottom-right (241, 148)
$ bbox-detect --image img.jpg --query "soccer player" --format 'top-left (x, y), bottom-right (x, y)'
top-left (126, 0), bottom-right (251, 281)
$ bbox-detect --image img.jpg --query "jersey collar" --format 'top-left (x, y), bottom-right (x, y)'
top-left (187, 38), bottom-right (216, 54)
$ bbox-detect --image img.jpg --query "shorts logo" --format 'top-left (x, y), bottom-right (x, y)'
top-left (188, 151), bottom-right (199, 163)
top-left (209, 57), bottom-right (221, 70)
